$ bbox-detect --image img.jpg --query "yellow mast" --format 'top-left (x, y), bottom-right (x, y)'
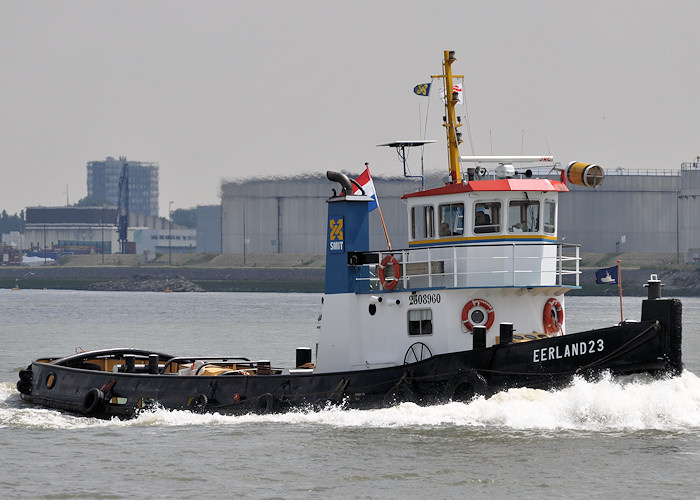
top-left (432, 50), bottom-right (464, 183)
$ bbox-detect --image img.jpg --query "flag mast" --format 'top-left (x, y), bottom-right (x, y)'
top-left (432, 50), bottom-right (464, 183)
top-left (378, 203), bottom-right (392, 251)
top-left (366, 162), bottom-right (392, 251)
top-left (595, 262), bottom-right (623, 320)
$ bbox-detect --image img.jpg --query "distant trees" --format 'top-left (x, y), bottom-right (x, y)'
top-left (171, 208), bottom-right (196, 229)
top-left (73, 195), bottom-right (110, 207)
top-left (0, 210), bottom-right (25, 234)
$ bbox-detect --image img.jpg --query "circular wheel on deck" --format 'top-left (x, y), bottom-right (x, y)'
top-left (403, 342), bottom-right (433, 364)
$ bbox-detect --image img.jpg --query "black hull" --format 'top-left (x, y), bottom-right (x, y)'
top-left (17, 299), bottom-right (683, 419)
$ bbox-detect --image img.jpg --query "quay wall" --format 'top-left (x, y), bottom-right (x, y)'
top-left (0, 266), bottom-right (325, 293)
top-left (0, 263), bottom-right (698, 296)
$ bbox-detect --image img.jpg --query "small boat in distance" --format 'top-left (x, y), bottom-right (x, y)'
top-left (17, 51), bottom-right (683, 418)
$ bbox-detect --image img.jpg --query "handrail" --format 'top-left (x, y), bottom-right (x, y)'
top-left (50, 348), bottom-right (176, 366)
top-left (352, 242), bottom-right (580, 292)
top-left (609, 168), bottom-right (680, 176)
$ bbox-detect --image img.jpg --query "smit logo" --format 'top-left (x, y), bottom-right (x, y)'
top-left (329, 217), bottom-right (344, 252)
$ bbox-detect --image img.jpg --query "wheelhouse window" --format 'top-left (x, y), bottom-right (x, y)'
top-left (438, 203), bottom-right (464, 237)
top-left (474, 202), bottom-right (501, 233)
top-left (411, 205), bottom-right (434, 240)
top-left (408, 309), bottom-right (433, 336)
top-left (508, 200), bottom-right (539, 232)
top-left (544, 200), bottom-right (556, 233)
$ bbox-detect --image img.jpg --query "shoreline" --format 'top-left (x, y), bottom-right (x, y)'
top-left (1, 253), bottom-right (697, 296)
top-left (0, 266), bottom-right (325, 293)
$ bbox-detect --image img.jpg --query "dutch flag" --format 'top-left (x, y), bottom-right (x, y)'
top-left (353, 164), bottom-right (378, 212)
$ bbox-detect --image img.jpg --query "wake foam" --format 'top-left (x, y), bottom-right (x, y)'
top-left (2, 371), bottom-right (699, 431)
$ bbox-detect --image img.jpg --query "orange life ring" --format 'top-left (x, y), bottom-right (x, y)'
top-left (378, 254), bottom-right (400, 290)
top-left (461, 299), bottom-right (495, 331)
top-left (543, 298), bottom-right (564, 334)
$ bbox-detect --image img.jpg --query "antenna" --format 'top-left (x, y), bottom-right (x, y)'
top-left (376, 140), bottom-right (437, 190)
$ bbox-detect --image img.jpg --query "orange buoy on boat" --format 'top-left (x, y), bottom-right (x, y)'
top-left (543, 298), bottom-right (564, 334)
top-left (461, 299), bottom-right (495, 332)
top-left (378, 254), bottom-right (400, 290)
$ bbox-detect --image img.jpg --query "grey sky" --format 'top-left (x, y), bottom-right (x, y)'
top-left (2, 1), bottom-right (699, 217)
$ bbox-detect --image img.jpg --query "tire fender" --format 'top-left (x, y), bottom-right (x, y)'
top-left (254, 393), bottom-right (277, 414)
top-left (82, 388), bottom-right (105, 416)
top-left (445, 371), bottom-right (487, 402)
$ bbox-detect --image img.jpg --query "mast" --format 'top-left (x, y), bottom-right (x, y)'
top-left (432, 50), bottom-right (464, 183)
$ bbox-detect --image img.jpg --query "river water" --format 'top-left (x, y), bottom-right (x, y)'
top-left (2, 290), bottom-right (700, 499)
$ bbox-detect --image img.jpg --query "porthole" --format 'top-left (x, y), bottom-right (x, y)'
top-left (470, 309), bottom-right (485, 325)
top-left (46, 372), bottom-right (56, 389)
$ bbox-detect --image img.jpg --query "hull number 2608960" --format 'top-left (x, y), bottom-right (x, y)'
top-left (409, 293), bottom-right (441, 305)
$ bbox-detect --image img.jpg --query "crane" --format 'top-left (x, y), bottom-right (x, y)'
top-left (116, 163), bottom-right (129, 253)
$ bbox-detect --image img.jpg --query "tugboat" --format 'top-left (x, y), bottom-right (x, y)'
top-left (17, 51), bottom-right (683, 418)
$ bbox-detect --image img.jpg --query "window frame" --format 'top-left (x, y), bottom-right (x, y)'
top-left (544, 200), bottom-right (556, 234)
top-left (411, 205), bottom-right (435, 240)
top-left (407, 308), bottom-right (433, 336)
top-left (508, 199), bottom-right (540, 233)
top-left (438, 202), bottom-right (465, 237)
top-left (473, 201), bottom-right (501, 234)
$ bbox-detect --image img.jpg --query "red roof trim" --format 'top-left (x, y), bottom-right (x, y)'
top-left (402, 179), bottom-right (569, 199)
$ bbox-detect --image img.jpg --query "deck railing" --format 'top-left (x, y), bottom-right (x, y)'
top-left (353, 243), bottom-right (580, 292)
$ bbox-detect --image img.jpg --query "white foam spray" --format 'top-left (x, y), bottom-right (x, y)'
top-left (3, 371), bottom-right (700, 431)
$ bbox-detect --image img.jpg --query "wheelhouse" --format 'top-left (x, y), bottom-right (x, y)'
top-left (404, 177), bottom-right (568, 247)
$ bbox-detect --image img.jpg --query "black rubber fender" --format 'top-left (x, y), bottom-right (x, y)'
top-left (18, 369), bottom-right (33, 382)
top-left (82, 388), bottom-right (105, 416)
top-left (16, 380), bottom-right (31, 395)
top-left (445, 370), bottom-right (488, 402)
top-left (254, 393), bottom-right (277, 414)
top-left (188, 393), bottom-right (209, 413)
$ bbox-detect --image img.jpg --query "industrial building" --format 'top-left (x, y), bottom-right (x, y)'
top-left (24, 207), bottom-right (118, 255)
top-left (196, 205), bottom-right (222, 253)
top-left (10, 155), bottom-right (204, 261)
top-left (562, 162), bottom-right (700, 260)
top-left (220, 161), bottom-right (700, 263)
top-left (220, 175), bottom-right (419, 255)
top-left (87, 156), bottom-right (160, 217)
top-left (132, 227), bottom-right (197, 261)
top-left (22, 206), bottom-right (196, 258)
